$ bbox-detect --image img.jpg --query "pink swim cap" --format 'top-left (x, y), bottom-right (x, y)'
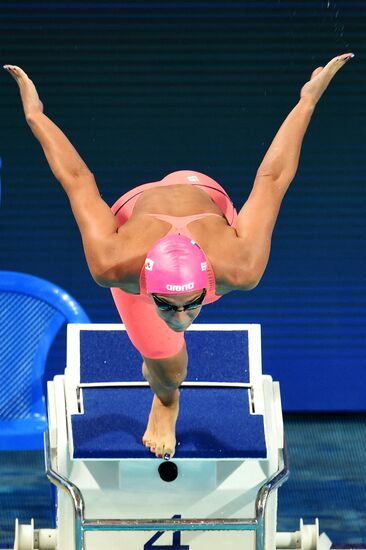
top-left (144, 234), bottom-right (208, 294)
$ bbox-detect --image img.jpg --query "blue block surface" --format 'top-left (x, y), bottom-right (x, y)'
top-left (79, 330), bottom-right (250, 384)
top-left (72, 386), bottom-right (266, 459)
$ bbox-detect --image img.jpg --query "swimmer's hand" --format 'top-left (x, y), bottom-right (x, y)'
top-left (3, 65), bottom-right (44, 120)
top-left (300, 53), bottom-right (354, 106)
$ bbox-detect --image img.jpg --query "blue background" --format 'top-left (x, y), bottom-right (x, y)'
top-left (0, 1), bottom-right (365, 411)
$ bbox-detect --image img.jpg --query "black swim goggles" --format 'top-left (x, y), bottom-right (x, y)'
top-left (151, 288), bottom-right (207, 312)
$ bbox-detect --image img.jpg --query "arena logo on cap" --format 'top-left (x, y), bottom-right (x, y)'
top-left (145, 258), bottom-right (154, 271)
top-left (201, 262), bottom-right (207, 271)
top-left (166, 282), bottom-right (195, 291)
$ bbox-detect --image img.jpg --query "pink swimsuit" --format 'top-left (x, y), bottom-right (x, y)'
top-left (110, 170), bottom-right (238, 359)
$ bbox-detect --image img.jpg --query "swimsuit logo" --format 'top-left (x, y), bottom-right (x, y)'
top-left (145, 258), bottom-right (154, 271)
top-left (201, 262), bottom-right (207, 271)
top-left (166, 282), bottom-right (195, 291)
top-left (187, 176), bottom-right (199, 182)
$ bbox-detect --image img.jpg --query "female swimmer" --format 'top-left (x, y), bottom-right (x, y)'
top-left (4, 53), bottom-right (353, 459)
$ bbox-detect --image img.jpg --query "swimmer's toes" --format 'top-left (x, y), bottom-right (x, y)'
top-left (142, 435), bottom-right (153, 447)
top-left (156, 442), bottom-right (175, 459)
top-left (155, 443), bottom-right (164, 458)
top-left (165, 448), bottom-right (175, 460)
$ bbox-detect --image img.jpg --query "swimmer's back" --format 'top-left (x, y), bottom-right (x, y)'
top-left (113, 184), bottom-right (241, 294)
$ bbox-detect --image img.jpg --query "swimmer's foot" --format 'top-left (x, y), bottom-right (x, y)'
top-left (3, 64), bottom-right (43, 118)
top-left (142, 391), bottom-right (179, 459)
top-left (300, 53), bottom-right (354, 106)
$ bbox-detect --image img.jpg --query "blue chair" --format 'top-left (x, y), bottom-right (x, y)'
top-left (0, 271), bottom-right (90, 450)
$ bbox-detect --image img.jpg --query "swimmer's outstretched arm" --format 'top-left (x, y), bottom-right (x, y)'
top-left (4, 65), bottom-right (120, 283)
top-left (234, 54), bottom-right (354, 288)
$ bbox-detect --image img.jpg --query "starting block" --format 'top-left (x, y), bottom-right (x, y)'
top-left (41, 323), bottom-right (293, 550)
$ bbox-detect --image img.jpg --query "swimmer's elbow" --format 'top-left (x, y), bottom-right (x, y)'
top-left (90, 261), bottom-right (116, 287)
top-left (91, 261), bottom-right (129, 288)
top-left (93, 274), bottom-right (112, 288)
top-left (234, 265), bottom-right (263, 291)
top-left (91, 269), bottom-right (112, 287)
top-left (247, 279), bottom-right (261, 290)
top-left (238, 277), bottom-right (261, 291)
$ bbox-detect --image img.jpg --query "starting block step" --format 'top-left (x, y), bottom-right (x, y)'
top-left (71, 386), bottom-right (266, 459)
top-left (66, 324), bottom-right (267, 461)
top-left (78, 328), bottom-right (250, 383)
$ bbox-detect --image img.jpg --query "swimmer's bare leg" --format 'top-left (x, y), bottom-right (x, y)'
top-left (141, 344), bottom-right (188, 459)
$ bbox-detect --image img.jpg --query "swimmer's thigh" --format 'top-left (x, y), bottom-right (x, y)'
top-left (110, 288), bottom-right (185, 360)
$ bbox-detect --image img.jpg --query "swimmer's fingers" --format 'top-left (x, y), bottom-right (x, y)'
top-left (300, 52), bottom-right (354, 105)
top-left (3, 64), bottom-right (44, 118)
top-left (323, 53), bottom-right (355, 75)
top-left (4, 64), bottom-right (28, 81)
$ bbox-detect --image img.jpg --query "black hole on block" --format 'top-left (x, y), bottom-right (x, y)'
top-left (158, 461), bottom-right (178, 482)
